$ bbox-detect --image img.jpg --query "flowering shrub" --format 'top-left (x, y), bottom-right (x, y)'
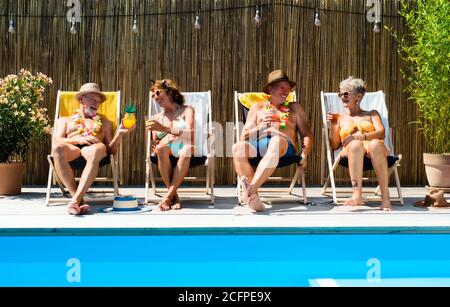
top-left (0, 69), bottom-right (53, 162)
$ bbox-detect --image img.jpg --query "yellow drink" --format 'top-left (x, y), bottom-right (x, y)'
top-left (123, 113), bottom-right (136, 129)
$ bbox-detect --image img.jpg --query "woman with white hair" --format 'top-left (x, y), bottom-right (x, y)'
top-left (327, 77), bottom-right (392, 211)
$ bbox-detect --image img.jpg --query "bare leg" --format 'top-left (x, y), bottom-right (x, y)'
top-left (248, 137), bottom-right (288, 194)
top-left (247, 137), bottom-right (288, 212)
top-left (233, 141), bottom-right (257, 203)
top-left (53, 143), bottom-right (82, 196)
top-left (368, 140), bottom-right (391, 211)
top-left (233, 141), bottom-right (256, 181)
top-left (69, 143), bottom-right (107, 214)
top-left (155, 145), bottom-right (174, 211)
top-left (164, 145), bottom-right (194, 210)
top-left (343, 140), bottom-right (366, 206)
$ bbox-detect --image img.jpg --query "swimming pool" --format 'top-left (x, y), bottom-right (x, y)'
top-left (2, 233), bottom-right (450, 286)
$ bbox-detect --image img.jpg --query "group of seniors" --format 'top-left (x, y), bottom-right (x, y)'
top-left (52, 71), bottom-right (393, 215)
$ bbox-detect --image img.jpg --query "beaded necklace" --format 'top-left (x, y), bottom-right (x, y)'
top-left (72, 109), bottom-right (102, 137)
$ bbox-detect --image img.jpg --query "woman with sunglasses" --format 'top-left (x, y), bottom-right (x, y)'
top-left (327, 77), bottom-right (391, 211)
top-left (145, 79), bottom-right (195, 211)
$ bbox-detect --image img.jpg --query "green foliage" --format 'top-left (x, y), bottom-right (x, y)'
top-left (390, 0), bottom-right (450, 154)
top-left (0, 69), bottom-right (53, 162)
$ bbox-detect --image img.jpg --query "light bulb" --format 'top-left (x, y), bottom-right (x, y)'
top-left (314, 9), bottom-right (321, 27)
top-left (194, 15), bottom-right (201, 30)
top-left (373, 20), bottom-right (381, 33)
top-left (70, 20), bottom-right (77, 35)
top-left (132, 16), bottom-right (138, 34)
top-left (254, 6), bottom-right (261, 25)
top-left (8, 19), bottom-right (15, 34)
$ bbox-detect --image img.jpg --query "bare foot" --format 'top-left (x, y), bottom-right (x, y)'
top-left (240, 177), bottom-right (250, 204)
top-left (68, 200), bottom-right (81, 215)
top-left (381, 200), bottom-right (392, 212)
top-left (79, 204), bottom-right (91, 215)
top-left (171, 194), bottom-right (181, 210)
top-left (344, 197), bottom-right (365, 206)
top-left (247, 194), bottom-right (265, 212)
top-left (158, 198), bottom-right (172, 211)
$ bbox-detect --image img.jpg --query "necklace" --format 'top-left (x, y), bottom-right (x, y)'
top-left (72, 109), bottom-right (102, 137)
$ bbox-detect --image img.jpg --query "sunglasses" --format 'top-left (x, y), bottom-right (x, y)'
top-left (338, 92), bottom-right (351, 99)
top-left (151, 90), bottom-right (165, 98)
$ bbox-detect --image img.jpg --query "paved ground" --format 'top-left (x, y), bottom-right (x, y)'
top-left (1, 186), bottom-right (449, 234)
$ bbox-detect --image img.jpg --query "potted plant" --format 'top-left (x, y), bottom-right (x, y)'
top-left (391, 0), bottom-right (450, 187)
top-left (0, 69), bottom-right (52, 195)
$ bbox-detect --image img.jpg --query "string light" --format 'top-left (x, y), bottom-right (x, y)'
top-left (132, 15), bottom-right (138, 34)
top-left (194, 13), bottom-right (201, 30)
top-left (70, 19), bottom-right (77, 35)
top-left (314, 9), bottom-right (321, 27)
top-left (8, 19), bottom-right (15, 34)
top-left (373, 20), bottom-right (381, 33)
top-left (254, 5), bottom-right (261, 25)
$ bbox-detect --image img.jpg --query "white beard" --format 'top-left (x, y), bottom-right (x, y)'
top-left (84, 107), bottom-right (98, 118)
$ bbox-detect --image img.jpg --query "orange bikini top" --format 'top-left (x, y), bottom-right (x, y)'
top-left (339, 120), bottom-right (375, 142)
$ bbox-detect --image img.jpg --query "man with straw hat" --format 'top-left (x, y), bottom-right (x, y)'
top-left (52, 83), bottom-right (135, 215)
top-left (233, 70), bottom-right (314, 212)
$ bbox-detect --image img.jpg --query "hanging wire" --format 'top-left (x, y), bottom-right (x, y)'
top-left (0, 2), bottom-right (401, 19)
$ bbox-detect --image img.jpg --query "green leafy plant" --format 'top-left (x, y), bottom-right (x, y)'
top-left (390, 0), bottom-right (450, 154)
top-left (0, 69), bottom-right (53, 162)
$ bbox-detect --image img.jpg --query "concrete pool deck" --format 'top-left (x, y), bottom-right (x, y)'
top-left (1, 186), bottom-right (450, 235)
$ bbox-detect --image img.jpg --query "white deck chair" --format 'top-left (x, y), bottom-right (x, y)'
top-left (145, 91), bottom-right (215, 205)
top-left (46, 90), bottom-right (121, 206)
top-left (234, 91), bottom-right (307, 205)
top-left (320, 90), bottom-right (404, 205)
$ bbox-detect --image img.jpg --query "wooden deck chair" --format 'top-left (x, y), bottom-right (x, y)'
top-left (234, 91), bottom-right (307, 205)
top-left (145, 91), bottom-right (215, 205)
top-left (45, 90), bottom-right (121, 205)
top-left (320, 90), bottom-right (404, 205)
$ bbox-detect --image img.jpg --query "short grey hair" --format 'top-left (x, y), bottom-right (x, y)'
top-left (340, 76), bottom-right (366, 96)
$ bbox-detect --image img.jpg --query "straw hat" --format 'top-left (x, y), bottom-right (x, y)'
top-left (263, 70), bottom-right (296, 94)
top-left (75, 83), bottom-right (107, 102)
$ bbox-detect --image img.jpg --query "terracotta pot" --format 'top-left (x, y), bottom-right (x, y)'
top-left (0, 162), bottom-right (26, 196)
top-left (423, 153), bottom-right (450, 188)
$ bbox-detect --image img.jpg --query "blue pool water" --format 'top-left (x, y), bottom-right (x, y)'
top-left (2, 234), bottom-right (450, 286)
